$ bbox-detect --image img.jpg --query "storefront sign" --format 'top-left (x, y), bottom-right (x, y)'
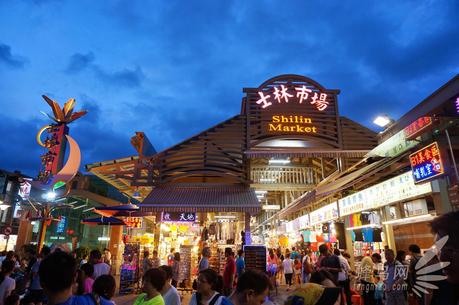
top-left (310, 202), bottom-right (338, 225)
top-left (404, 117), bottom-right (433, 140)
top-left (286, 218), bottom-right (300, 232)
top-left (268, 115), bottom-right (318, 134)
top-left (161, 212), bottom-right (196, 222)
top-left (125, 217), bottom-right (143, 228)
top-left (367, 129), bottom-right (418, 158)
top-left (298, 214), bottom-right (310, 229)
top-left (338, 171), bottom-right (433, 216)
top-left (455, 97), bottom-right (459, 114)
top-left (56, 216), bottom-right (66, 233)
top-left (257, 86), bottom-right (329, 111)
top-left (409, 142), bottom-right (444, 183)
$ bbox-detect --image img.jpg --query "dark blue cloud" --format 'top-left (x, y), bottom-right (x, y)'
top-left (66, 52), bottom-right (95, 73)
top-left (0, 43), bottom-right (27, 68)
top-left (93, 66), bottom-right (145, 88)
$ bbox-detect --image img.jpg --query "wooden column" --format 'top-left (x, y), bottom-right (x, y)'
top-left (109, 225), bottom-right (123, 275)
top-left (244, 212), bottom-right (251, 245)
top-left (16, 219), bottom-right (33, 250)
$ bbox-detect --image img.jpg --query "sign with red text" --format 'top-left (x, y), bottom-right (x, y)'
top-left (404, 117), bottom-right (434, 140)
top-left (125, 217), bottom-right (142, 228)
top-left (409, 142), bottom-right (444, 184)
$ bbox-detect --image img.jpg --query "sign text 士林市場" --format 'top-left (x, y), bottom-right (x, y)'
top-left (256, 85), bottom-right (329, 111)
top-left (268, 115), bottom-right (318, 134)
top-left (409, 142), bottom-right (445, 184)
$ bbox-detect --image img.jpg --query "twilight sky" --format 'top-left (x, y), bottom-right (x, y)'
top-left (0, 0), bottom-right (458, 177)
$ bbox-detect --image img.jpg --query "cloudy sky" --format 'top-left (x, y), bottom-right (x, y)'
top-left (0, 0), bottom-right (458, 176)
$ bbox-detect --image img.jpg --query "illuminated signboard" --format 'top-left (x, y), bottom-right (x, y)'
top-left (125, 217), bottom-right (143, 228)
top-left (338, 171), bottom-right (432, 216)
top-left (161, 212), bottom-right (196, 222)
top-left (409, 142), bottom-right (444, 183)
top-left (309, 202), bottom-right (338, 225)
top-left (268, 115), bottom-right (318, 134)
top-left (367, 129), bottom-right (418, 158)
top-left (456, 96), bottom-right (459, 114)
top-left (257, 85), bottom-right (329, 111)
top-left (56, 216), bottom-right (67, 233)
top-left (404, 117), bottom-right (433, 140)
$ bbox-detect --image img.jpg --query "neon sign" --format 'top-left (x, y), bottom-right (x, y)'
top-left (455, 97), bottom-right (459, 114)
top-left (268, 115), bottom-right (318, 133)
top-left (404, 117), bottom-right (433, 140)
top-left (257, 85), bottom-right (329, 111)
top-left (409, 142), bottom-right (444, 183)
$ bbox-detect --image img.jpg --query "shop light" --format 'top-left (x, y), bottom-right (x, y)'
top-left (82, 207), bottom-right (94, 213)
top-left (255, 190), bottom-right (268, 195)
top-left (98, 236), bottom-right (110, 241)
top-left (0, 203), bottom-right (10, 210)
top-left (214, 215), bottom-right (237, 219)
top-left (260, 178), bottom-right (276, 183)
top-left (382, 214), bottom-right (436, 226)
top-left (373, 115), bottom-right (392, 128)
top-left (262, 205), bottom-right (280, 211)
top-left (269, 159), bottom-right (290, 165)
top-left (346, 223), bottom-right (381, 231)
top-left (43, 191), bottom-right (56, 201)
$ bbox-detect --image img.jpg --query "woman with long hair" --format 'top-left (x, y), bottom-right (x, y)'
top-left (189, 269), bottom-right (225, 305)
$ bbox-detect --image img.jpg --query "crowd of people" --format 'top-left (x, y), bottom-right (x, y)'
top-left (0, 211), bottom-right (457, 305)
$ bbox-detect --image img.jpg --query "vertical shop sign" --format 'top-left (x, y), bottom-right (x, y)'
top-left (409, 142), bottom-right (445, 183)
top-left (56, 216), bottom-right (67, 233)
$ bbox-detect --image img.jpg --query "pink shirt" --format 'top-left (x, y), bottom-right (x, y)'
top-left (84, 278), bottom-right (94, 294)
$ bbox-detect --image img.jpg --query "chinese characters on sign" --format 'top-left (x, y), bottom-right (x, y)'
top-left (256, 85), bottom-right (329, 111)
top-left (309, 202), bottom-right (338, 225)
top-left (410, 142), bottom-right (444, 183)
top-left (125, 217), bottom-right (142, 228)
top-left (404, 117), bottom-right (433, 140)
top-left (161, 212), bottom-right (197, 222)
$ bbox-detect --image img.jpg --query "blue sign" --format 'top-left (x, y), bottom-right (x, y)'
top-left (56, 216), bottom-right (67, 233)
top-left (410, 142), bottom-right (444, 184)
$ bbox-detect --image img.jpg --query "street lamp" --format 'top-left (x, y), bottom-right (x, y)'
top-left (373, 115), bottom-right (392, 128)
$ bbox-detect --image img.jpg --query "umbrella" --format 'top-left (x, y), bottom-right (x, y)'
top-left (93, 204), bottom-right (139, 217)
top-left (81, 216), bottom-right (126, 226)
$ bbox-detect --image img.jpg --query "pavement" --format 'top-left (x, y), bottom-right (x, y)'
top-left (113, 284), bottom-right (295, 305)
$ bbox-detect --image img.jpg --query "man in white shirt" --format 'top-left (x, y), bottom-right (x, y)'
top-left (159, 265), bottom-right (181, 305)
top-left (334, 249), bottom-right (352, 305)
top-left (0, 260), bottom-right (16, 305)
top-left (90, 249), bottom-right (111, 279)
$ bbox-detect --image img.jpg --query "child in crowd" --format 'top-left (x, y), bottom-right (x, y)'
top-left (93, 275), bottom-right (117, 305)
top-left (81, 263), bottom-right (95, 294)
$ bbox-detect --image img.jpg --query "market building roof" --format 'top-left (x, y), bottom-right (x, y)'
top-left (140, 183), bottom-right (260, 213)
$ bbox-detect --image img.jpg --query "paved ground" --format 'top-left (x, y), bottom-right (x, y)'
top-left (113, 285), bottom-right (295, 305)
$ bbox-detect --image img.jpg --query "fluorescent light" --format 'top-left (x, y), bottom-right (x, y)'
top-left (382, 214), bottom-right (436, 226)
top-left (260, 178), bottom-right (276, 183)
top-left (269, 159), bottom-right (290, 165)
top-left (82, 207), bottom-right (94, 213)
top-left (346, 224), bottom-right (381, 231)
top-left (98, 237), bottom-right (110, 241)
top-left (373, 115), bottom-right (392, 127)
top-left (0, 204), bottom-right (10, 211)
top-left (255, 190), bottom-right (267, 195)
top-left (72, 204), bottom-right (87, 210)
top-left (214, 215), bottom-right (237, 219)
top-left (262, 205), bottom-right (280, 211)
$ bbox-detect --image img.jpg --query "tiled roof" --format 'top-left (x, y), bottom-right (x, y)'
top-left (140, 183), bottom-right (260, 213)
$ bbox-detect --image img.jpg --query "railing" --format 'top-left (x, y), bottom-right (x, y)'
top-left (250, 166), bottom-right (319, 185)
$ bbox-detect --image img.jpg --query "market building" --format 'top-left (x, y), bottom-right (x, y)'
top-left (87, 74), bottom-right (378, 276)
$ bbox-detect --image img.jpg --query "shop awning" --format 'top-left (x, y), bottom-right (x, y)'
top-left (140, 183), bottom-right (260, 213)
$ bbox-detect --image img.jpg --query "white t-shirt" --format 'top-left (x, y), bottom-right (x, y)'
top-left (0, 276), bottom-right (15, 305)
top-left (189, 292), bottom-right (225, 305)
top-left (93, 262), bottom-right (111, 279)
top-left (163, 286), bottom-right (181, 305)
top-left (282, 258), bottom-right (293, 274)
